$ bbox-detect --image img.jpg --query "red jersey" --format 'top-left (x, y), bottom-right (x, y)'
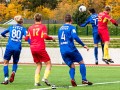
top-left (98, 11), bottom-right (117, 30)
top-left (25, 24), bottom-right (53, 50)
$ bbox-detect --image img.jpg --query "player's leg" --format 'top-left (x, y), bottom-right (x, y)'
top-left (1, 60), bottom-right (9, 85)
top-left (104, 41), bottom-right (109, 59)
top-left (79, 60), bottom-right (93, 85)
top-left (9, 50), bottom-right (20, 83)
top-left (31, 51), bottom-right (42, 86)
top-left (104, 41), bottom-right (114, 63)
top-left (74, 50), bottom-right (92, 85)
top-left (41, 50), bottom-right (51, 86)
top-left (35, 62), bottom-right (42, 86)
top-left (1, 48), bottom-right (12, 85)
top-left (42, 60), bottom-right (51, 86)
top-left (61, 53), bottom-right (77, 87)
top-left (101, 42), bottom-right (104, 58)
top-left (69, 63), bottom-right (77, 87)
top-left (94, 44), bottom-right (98, 65)
top-left (99, 30), bottom-right (110, 64)
top-left (93, 33), bottom-right (100, 65)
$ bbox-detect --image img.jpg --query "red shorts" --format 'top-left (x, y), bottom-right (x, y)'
top-left (31, 49), bottom-right (50, 63)
top-left (98, 29), bottom-right (110, 42)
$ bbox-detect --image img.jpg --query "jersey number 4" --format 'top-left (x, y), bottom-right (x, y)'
top-left (61, 31), bottom-right (66, 41)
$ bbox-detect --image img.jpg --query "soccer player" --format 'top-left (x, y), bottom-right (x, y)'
top-left (58, 14), bottom-right (93, 87)
top-left (25, 13), bottom-right (55, 86)
top-left (80, 8), bottom-right (104, 65)
top-left (98, 6), bottom-right (118, 64)
top-left (1, 15), bottom-right (27, 85)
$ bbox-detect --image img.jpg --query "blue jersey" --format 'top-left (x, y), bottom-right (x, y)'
top-left (80, 13), bottom-right (98, 33)
top-left (58, 24), bottom-right (85, 54)
top-left (1, 24), bottom-right (26, 50)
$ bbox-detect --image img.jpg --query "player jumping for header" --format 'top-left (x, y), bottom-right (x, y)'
top-left (98, 6), bottom-right (118, 64)
top-left (79, 8), bottom-right (104, 65)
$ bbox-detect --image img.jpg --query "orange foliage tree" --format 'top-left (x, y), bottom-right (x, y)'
top-left (106, 0), bottom-right (120, 19)
top-left (0, 4), bottom-right (6, 22)
top-left (35, 6), bottom-right (54, 19)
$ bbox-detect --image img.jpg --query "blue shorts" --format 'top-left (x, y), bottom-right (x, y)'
top-left (61, 49), bottom-right (83, 67)
top-left (4, 47), bottom-right (21, 64)
top-left (93, 32), bottom-right (101, 44)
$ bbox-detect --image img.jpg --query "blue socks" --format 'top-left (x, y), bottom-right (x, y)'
top-left (69, 68), bottom-right (75, 80)
top-left (94, 47), bottom-right (98, 60)
top-left (80, 64), bottom-right (86, 81)
top-left (4, 65), bottom-right (9, 78)
top-left (69, 64), bottom-right (87, 81)
top-left (12, 64), bottom-right (18, 72)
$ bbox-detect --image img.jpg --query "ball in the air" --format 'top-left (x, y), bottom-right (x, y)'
top-left (79, 5), bottom-right (86, 12)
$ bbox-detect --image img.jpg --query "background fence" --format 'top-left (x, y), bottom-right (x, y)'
top-left (0, 19), bottom-right (120, 36)
top-left (25, 19), bottom-right (120, 36)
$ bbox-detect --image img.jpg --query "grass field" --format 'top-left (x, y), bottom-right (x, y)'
top-left (0, 64), bottom-right (120, 90)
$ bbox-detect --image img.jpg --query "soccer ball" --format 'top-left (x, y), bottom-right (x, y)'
top-left (79, 5), bottom-right (86, 12)
top-left (51, 85), bottom-right (56, 89)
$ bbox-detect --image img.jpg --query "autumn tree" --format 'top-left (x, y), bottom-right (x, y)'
top-left (0, 4), bottom-right (6, 22)
top-left (106, 0), bottom-right (120, 19)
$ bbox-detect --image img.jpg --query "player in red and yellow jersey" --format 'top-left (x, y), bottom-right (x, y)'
top-left (98, 6), bottom-right (118, 64)
top-left (25, 13), bottom-right (55, 86)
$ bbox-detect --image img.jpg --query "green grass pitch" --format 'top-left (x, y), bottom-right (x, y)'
top-left (0, 64), bottom-right (120, 90)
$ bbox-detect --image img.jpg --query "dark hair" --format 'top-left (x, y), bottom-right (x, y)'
top-left (89, 8), bottom-right (96, 14)
top-left (65, 14), bottom-right (72, 22)
top-left (34, 13), bottom-right (42, 22)
top-left (105, 6), bottom-right (111, 11)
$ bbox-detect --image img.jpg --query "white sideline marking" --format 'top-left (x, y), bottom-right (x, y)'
top-left (29, 81), bottom-right (120, 90)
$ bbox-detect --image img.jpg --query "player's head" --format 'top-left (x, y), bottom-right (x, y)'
top-left (105, 6), bottom-right (111, 12)
top-left (34, 13), bottom-right (42, 22)
top-left (89, 8), bottom-right (96, 14)
top-left (14, 15), bottom-right (23, 24)
top-left (64, 14), bottom-right (72, 23)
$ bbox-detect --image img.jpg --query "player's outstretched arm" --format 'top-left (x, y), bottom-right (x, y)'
top-left (107, 15), bottom-right (118, 26)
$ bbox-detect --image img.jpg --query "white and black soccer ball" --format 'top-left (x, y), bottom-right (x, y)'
top-left (79, 5), bottom-right (87, 12)
top-left (51, 85), bottom-right (56, 89)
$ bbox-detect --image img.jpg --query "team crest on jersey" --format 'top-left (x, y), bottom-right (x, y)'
top-left (72, 29), bottom-right (76, 33)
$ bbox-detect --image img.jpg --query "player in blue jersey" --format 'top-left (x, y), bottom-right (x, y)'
top-left (1, 15), bottom-right (27, 85)
top-left (80, 8), bottom-right (104, 65)
top-left (58, 14), bottom-right (93, 87)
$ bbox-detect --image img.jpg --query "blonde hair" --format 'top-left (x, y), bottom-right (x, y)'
top-left (105, 6), bottom-right (111, 11)
top-left (14, 15), bottom-right (23, 24)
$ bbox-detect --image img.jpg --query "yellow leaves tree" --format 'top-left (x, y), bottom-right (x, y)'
top-left (35, 6), bottom-right (54, 19)
top-left (0, 4), bottom-right (6, 22)
top-left (53, 0), bottom-right (89, 20)
top-left (106, 0), bottom-right (120, 19)
top-left (23, 9), bottom-right (33, 19)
